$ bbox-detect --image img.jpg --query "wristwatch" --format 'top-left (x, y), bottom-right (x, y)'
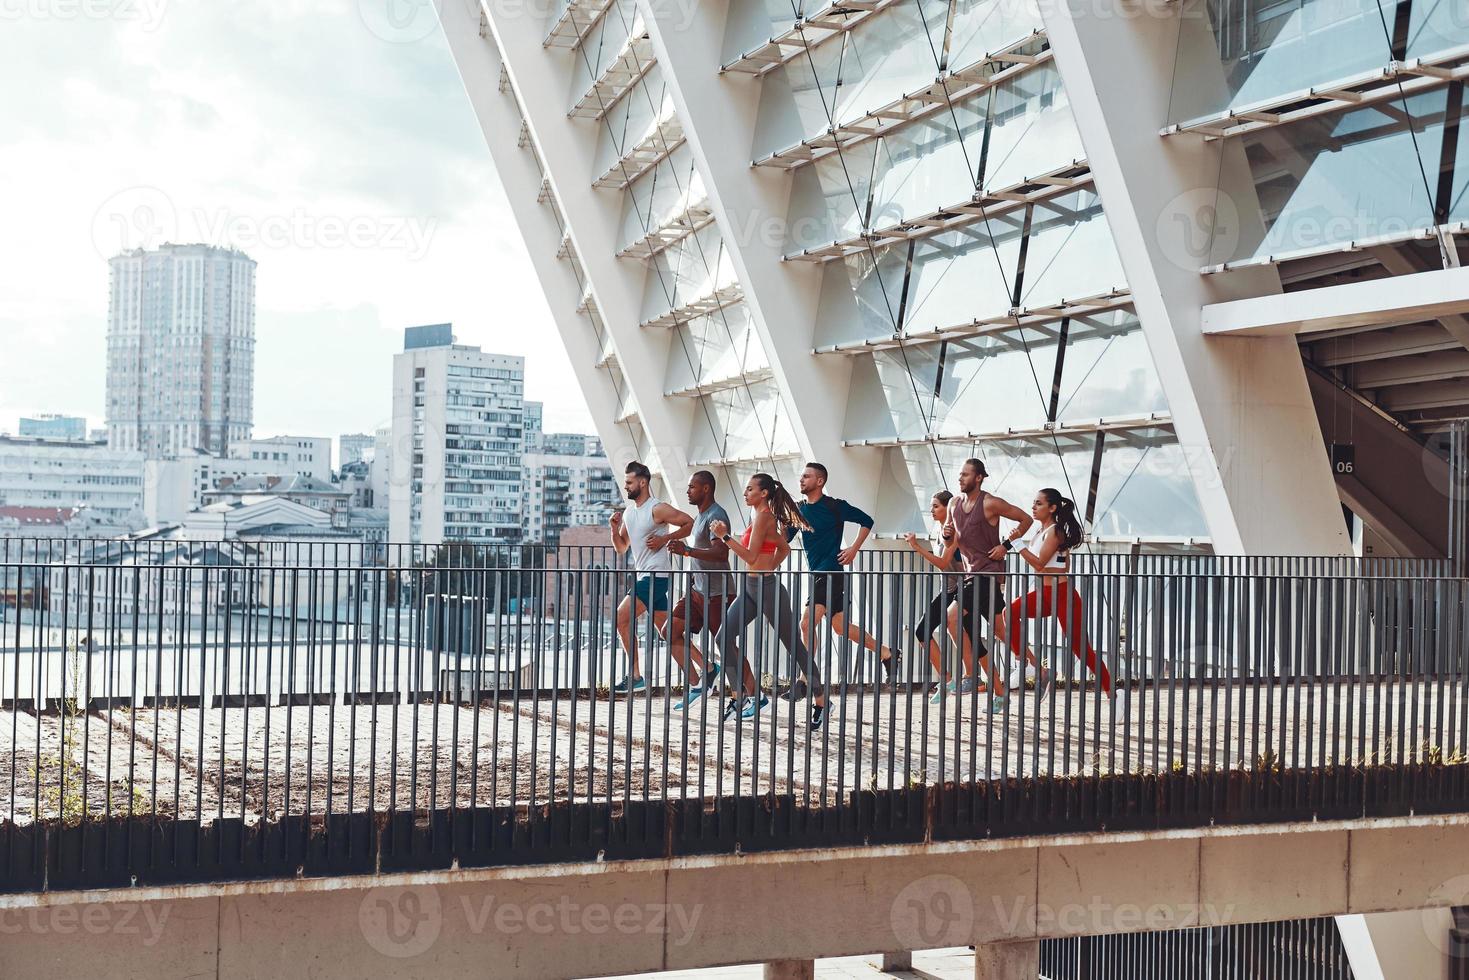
top-left (1002, 538), bottom-right (1015, 552)
top-left (720, 532), bottom-right (732, 543)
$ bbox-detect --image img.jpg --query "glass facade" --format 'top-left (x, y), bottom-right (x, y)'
top-left (480, 0), bottom-right (1219, 546)
top-left (1169, 0), bottom-right (1469, 266)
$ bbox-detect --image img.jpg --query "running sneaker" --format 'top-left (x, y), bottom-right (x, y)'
top-left (612, 675), bottom-right (646, 694)
top-left (739, 695), bottom-right (770, 720)
top-left (778, 679), bottom-right (808, 703)
top-left (721, 696), bottom-right (741, 721)
top-left (987, 693), bottom-right (1008, 713)
top-left (809, 702), bottom-right (826, 730)
top-left (673, 663), bottom-right (720, 712)
top-left (879, 651), bottom-right (901, 686)
top-left (929, 679), bottom-right (957, 705)
top-left (956, 675), bottom-right (979, 695)
top-left (1036, 667), bottom-right (1055, 703)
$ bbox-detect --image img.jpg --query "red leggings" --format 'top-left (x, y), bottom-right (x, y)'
top-left (1004, 581), bottom-right (1111, 695)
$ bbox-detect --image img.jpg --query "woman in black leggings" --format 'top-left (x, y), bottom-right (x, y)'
top-left (904, 490), bottom-right (978, 700)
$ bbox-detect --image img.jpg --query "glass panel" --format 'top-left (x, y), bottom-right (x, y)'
top-left (568, 0), bottom-right (639, 110)
top-left (830, 0), bottom-right (950, 126)
top-left (980, 64), bottom-right (1084, 192)
top-left (663, 303), bottom-right (769, 392)
top-left (690, 380), bottom-right (801, 463)
top-left (1406, 0), bottom-right (1469, 59)
top-left (1167, 0), bottom-right (1399, 124)
top-left (785, 141), bottom-right (879, 251)
top-left (868, 96), bottom-right (985, 229)
top-left (930, 331), bottom-right (1059, 435)
top-left (948, 0), bottom-right (1044, 70)
top-left (720, 0), bottom-right (803, 65)
top-left (619, 145), bottom-right (705, 252)
top-left (814, 246), bottom-right (910, 347)
top-left (592, 69), bottom-right (671, 179)
top-left (752, 30), bottom-right (846, 157)
top-left (640, 224), bottom-right (738, 323)
top-left (1019, 189), bottom-right (1124, 308)
top-left (1053, 313), bottom-right (1168, 421)
top-left (903, 215), bottom-right (1024, 334)
top-left (1214, 90), bottom-right (1447, 264)
top-left (1090, 437), bottom-right (1210, 539)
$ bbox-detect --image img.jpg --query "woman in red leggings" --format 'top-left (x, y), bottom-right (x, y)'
top-left (1003, 488), bottom-right (1112, 697)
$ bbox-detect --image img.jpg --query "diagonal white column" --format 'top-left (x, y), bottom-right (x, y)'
top-left (439, 0), bottom-right (695, 495)
top-left (636, 0), bottom-right (885, 497)
top-left (1037, 0), bottom-right (1350, 556)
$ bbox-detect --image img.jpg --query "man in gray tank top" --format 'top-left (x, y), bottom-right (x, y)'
top-left (662, 470), bottom-right (733, 710)
top-left (610, 461), bottom-right (693, 693)
top-left (940, 458), bottom-right (1033, 707)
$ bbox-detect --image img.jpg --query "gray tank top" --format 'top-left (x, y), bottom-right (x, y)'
top-left (950, 491), bottom-right (1002, 576)
top-left (623, 495), bottom-right (673, 574)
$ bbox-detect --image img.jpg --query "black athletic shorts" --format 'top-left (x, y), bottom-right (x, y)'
top-left (806, 572), bottom-right (848, 615)
top-left (953, 575), bottom-right (1003, 638)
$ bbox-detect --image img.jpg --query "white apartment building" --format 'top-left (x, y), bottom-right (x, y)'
top-left (228, 435), bottom-right (332, 482)
top-left (0, 437), bottom-right (145, 527)
top-left (388, 325), bottom-right (525, 544)
top-left (106, 243), bottom-right (257, 458)
top-left (520, 447), bottom-right (618, 544)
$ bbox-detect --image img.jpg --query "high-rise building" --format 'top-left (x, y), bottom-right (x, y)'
top-left (339, 433), bottom-right (376, 468)
top-left (389, 325), bottom-right (525, 544)
top-left (442, 0), bottom-right (1469, 558)
top-left (19, 415), bottom-right (87, 441)
top-left (106, 244), bottom-right (257, 458)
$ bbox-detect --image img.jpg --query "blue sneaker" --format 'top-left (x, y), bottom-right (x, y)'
top-left (987, 693), bottom-right (1008, 713)
top-left (956, 676), bottom-right (979, 695)
top-left (612, 675), bottom-right (646, 694)
top-left (739, 695), bottom-right (769, 720)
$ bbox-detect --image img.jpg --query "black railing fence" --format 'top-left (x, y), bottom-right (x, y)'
top-left (2, 547), bottom-right (1468, 892)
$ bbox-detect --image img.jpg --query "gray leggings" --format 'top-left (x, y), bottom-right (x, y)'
top-left (716, 574), bottom-right (820, 694)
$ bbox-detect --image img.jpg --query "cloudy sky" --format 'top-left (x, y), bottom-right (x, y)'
top-left (0, 0), bottom-right (593, 441)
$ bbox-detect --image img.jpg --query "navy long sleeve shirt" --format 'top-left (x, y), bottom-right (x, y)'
top-left (786, 495), bottom-right (874, 572)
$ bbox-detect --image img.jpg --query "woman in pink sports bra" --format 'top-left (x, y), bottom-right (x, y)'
top-left (709, 473), bottom-right (830, 729)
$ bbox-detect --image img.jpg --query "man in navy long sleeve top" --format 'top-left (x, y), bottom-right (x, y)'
top-left (782, 462), bottom-right (896, 700)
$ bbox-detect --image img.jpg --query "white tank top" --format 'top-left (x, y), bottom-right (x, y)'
top-left (623, 495), bottom-right (672, 574)
top-left (1023, 522), bottom-right (1070, 569)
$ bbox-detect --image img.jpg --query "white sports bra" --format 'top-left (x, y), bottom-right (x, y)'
top-left (1022, 523), bottom-right (1069, 570)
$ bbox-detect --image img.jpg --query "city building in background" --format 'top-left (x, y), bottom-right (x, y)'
top-left (520, 440), bottom-right (618, 544)
top-left (0, 435), bottom-right (145, 530)
top-left (443, 0), bottom-right (1469, 560)
top-left (18, 415), bottom-right (87, 441)
top-left (227, 435), bottom-right (332, 482)
top-left (388, 324), bottom-right (525, 544)
top-left (523, 400), bottom-right (545, 450)
top-left (106, 243), bottom-right (257, 458)
top-left (338, 432), bottom-right (375, 467)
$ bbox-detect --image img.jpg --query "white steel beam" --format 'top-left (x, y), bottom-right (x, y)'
top-left (1038, 0), bottom-right (1350, 555)
top-left (639, 0), bottom-right (882, 492)
top-left (440, 0), bottom-right (694, 492)
top-left (1201, 265), bottom-right (1469, 338)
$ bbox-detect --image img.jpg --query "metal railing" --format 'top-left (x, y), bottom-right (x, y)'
top-left (2, 547), bottom-right (1468, 893)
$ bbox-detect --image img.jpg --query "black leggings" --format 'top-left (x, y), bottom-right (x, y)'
top-left (913, 581), bottom-right (990, 658)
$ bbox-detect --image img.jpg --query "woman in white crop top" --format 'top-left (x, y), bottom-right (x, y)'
top-left (1002, 488), bottom-right (1114, 698)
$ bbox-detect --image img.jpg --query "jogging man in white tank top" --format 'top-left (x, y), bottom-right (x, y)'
top-left (610, 460), bottom-right (693, 693)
